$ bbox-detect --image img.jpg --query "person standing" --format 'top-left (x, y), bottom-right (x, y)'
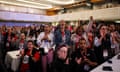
top-left (94, 24), bottom-right (112, 64)
top-left (37, 24), bottom-right (54, 72)
top-left (109, 24), bottom-right (120, 55)
top-left (15, 33), bottom-right (27, 50)
top-left (54, 20), bottom-right (71, 49)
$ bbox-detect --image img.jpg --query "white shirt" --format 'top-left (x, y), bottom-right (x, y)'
top-left (37, 32), bottom-right (54, 53)
top-left (94, 37), bottom-right (101, 47)
top-left (26, 35), bottom-right (36, 41)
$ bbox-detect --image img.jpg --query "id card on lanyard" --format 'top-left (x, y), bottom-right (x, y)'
top-left (19, 43), bottom-right (24, 50)
top-left (84, 64), bottom-right (90, 71)
top-left (6, 36), bottom-right (11, 47)
top-left (44, 40), bottom-right (49, 53)
top-left (6, 42), bottom-right (10, 47)
top-left (23, 55), bottom-right (29, 64)
top-left (62, 35), bottom-right (66, 44)
top-left (61, 31), bottom-right (66, 43)
top-left (103, 49), bottom-right (108, 57)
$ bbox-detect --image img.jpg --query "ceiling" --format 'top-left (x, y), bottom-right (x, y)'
top-left (0, 0), bottom-right (83, 9)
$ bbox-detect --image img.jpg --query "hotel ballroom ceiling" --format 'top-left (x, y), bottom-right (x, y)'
top-left (0, 0), bottom-right (83, 9)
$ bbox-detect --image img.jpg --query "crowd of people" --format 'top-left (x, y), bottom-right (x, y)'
top-left (0, 16), bottom-right (120, 72)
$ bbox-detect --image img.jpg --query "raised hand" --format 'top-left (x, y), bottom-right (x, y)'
top-left (100, 31), bottom-right (106, 38)
top-left (65, 58), bottom-right (69, 64)
top-left (84, 58), bottom-right (97, 66)
top-left (90, 16), bottom-right (93, 21)
top-left (75, 57), bottom-right (82, 64)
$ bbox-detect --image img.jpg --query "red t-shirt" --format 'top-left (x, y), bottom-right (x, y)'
top-left (20, 49), bottom-right (40, 72)
top-left (20, 50), bottom-right (30, 72)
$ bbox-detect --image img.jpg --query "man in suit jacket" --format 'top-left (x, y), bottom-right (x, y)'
top-left (14, 33), bottom-right (27, 50)
top-left (54, 20), bottom-right (71, 49)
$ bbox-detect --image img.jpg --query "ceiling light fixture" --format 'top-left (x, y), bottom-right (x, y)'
top-left (17, 0), bottom-right (52, 7)
top-left (46, 0), bottom-right (74, 5)
top-left (115, 20), bottom-right (120, 23)
top-left (0, 0), bottom-right (52, 9)
top-left (86, 3), bottom-right (91, 6)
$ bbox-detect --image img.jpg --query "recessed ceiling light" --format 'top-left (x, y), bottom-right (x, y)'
top-left (17, 0), bottom-right (52, 7)
top-left (115, 20), bottom-right (120, 23)
top-left (86, 3), bottom-right (91, 6)
top-left (46, 0), bottom-right (74, 5)
top-left (0, 0), bottom-right (52, 9)
top-left (16, 0), bottom-right (24, 1)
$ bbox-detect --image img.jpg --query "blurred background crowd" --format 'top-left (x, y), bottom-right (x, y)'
top-left (0, 16), bottom-right (120, 72)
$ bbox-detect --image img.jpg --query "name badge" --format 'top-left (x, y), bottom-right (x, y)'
top-left (84, 64), bottom-right (90, 71)
top-left (44, 46), bottom-right (49, 53)
top-left (23, 55), bottom-right (29, 64)
top-left (103, 49), bottom-right (108, 57)
top-left (19, 43), bottom-right (24, 49)
top-left (6, 42), bottom-right (9, 47)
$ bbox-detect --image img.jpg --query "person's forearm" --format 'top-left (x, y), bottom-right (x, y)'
top-left (99, 36), bottom-right (103, 43)
top-left (31, 56), bottom-right (38, 62)
top-left (115, 37), bottom-right (120, 43)
top-left (85, 59), bottom-right (96, 66)
top-left (94, 37), bottom-right (103, 47)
